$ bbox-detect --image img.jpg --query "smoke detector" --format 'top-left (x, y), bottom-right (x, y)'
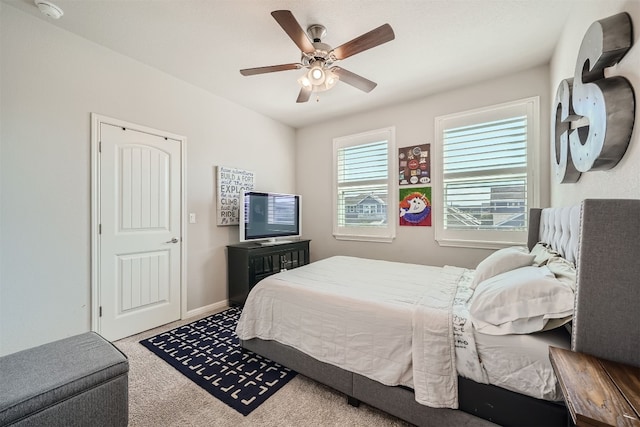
top-left (34, 1), bottom-right (64, 19)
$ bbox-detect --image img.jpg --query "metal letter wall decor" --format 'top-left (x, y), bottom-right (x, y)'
top-left (552, 12), bottom-right (635, 183)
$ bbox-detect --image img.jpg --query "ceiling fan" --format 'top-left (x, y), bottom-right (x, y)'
top-left (240, 10), bottom-right (395, 103)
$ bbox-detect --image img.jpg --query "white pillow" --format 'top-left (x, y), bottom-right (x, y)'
top-left (470, 266), bottom-right (575, 335)
top-left (546, 256), bottom-right (577, 291)
top-left (471, 246), bottom-right (535, 289)
top-left (530, 242), bottom-right (560, 266)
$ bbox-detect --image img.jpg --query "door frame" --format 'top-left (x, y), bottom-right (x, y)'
top-left (90, 113), bottom-right (187, 334)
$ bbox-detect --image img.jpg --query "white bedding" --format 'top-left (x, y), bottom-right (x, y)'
top-left (475, 326), bottom-right (569, 401)
top-left (236, 255), bottom-right (482, 408)
top-left (235, 255), bottom-right (568, 408)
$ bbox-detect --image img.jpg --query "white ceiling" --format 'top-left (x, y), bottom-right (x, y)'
top-left (3, 0), bottom-right (580, 128)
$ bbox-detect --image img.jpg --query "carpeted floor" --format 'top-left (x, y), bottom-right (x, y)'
top-left (115, 308), bottom-right (412, 427)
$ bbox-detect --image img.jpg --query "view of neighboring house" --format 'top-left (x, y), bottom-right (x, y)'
top-left (344, 193), bottom-right (388, 225)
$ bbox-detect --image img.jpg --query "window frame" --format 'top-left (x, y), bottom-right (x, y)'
top-left (332, 126), bottom-right (397, 243)
top-left (434, 97), bottom-right (540, 249)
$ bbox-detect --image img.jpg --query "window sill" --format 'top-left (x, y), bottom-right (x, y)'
top-left (333, 233), bottom-right (395, 243)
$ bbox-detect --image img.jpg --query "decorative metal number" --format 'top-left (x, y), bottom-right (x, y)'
top-left (552, 12), bottom-right (635, 183)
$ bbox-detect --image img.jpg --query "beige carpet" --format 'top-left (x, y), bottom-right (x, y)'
top-left (115, 308), bottom-right (412, 427)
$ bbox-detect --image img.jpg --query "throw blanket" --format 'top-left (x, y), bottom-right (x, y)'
top-left (412, 266), bottom-right (465, 408)
top-left (236, 256), bottom-right (470, 408)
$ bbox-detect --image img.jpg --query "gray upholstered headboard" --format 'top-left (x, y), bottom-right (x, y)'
top-left (528, 205), bottom-right (581, 264)
top-left (529, 199), bottom-right (640, 368)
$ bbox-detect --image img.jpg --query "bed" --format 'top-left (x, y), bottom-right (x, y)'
top-left (236, 199), bottom-right (640, 426)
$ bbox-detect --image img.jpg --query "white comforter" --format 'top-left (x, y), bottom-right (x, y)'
top-left (235, 256), bottom-right (483, 409)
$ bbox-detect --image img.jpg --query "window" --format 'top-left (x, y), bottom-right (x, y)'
top-left (435, 97), bottom-right (540, 248)
top-left (333, 127), bottom-right (396, 242)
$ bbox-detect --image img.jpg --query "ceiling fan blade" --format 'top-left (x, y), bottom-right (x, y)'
top-left (240, 63), bottom-right (302, 76)
top-left (331, 23), bottom-right (395, 60)
top-left (271, 10), bottom-right (315, 54)
top-left (296, 87), bottom-right (312, 103)
top-left (332, 67), bottom-right (377, 92)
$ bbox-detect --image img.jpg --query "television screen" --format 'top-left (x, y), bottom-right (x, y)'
top-left (240, 191), bottom-right (301, 244)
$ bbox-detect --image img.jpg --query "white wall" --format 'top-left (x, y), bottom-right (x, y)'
top-left (550, 0), bottom-right (640, 205)
top-left (7, 2), bottom-right (635, 357)
top-left (0, 6), bottom-right (296, 355)
top-left (296, 65), bottom-right (551, 269)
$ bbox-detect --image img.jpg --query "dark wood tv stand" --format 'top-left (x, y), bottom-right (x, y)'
top-left (227, 239), bottom-right (310, 306)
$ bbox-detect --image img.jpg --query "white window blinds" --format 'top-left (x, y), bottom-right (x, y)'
top-left (435, 97), bottom-right (539, 248)
top-left (337, 141), bottom-right (388, 228)
top-left (443, 116), bottom-right (528, 231)
top-left (333, 127), bottom-right (396, 242)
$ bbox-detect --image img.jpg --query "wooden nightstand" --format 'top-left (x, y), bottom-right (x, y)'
top-left (549, 346), bottom-right (640, 427)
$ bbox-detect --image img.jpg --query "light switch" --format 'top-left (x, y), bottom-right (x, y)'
top-left (189, 213), bottom-right (196, 224)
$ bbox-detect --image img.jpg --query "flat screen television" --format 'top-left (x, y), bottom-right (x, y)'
top-left (239, 191), bottom-right (302, 245)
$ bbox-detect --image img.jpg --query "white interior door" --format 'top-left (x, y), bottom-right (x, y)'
top-left (96, 120), bottom-right (183, 341)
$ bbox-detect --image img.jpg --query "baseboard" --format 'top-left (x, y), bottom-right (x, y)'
top-left (185, 300), bottom-right (229, 319)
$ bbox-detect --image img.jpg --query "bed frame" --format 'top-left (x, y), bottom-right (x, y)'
top-left (241, 199), bottom-right (640, 426)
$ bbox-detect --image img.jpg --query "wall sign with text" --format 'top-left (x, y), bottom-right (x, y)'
top-left (216, 166), bottom-right (255, 226)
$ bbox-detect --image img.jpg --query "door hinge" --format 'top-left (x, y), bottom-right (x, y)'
top-left (98, 141), bottom-right (102, 153)
top-left (99, 224), bottom-right (102, 234)
top-left (99, 306), bottom-right (102, 317)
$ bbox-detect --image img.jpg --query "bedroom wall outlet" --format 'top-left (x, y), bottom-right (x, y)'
top-left (189, 213), bottom-right (196, 224)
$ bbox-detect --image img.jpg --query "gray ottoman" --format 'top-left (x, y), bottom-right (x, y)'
top-left (0, 332), bottom-right (128, 426)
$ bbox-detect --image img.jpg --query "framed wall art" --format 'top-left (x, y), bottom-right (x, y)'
top-left (399, 144), bottom-right (430, 186)
top-left (399, 186), bottom-right (431, 227)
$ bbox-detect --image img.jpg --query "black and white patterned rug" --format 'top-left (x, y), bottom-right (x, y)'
top-left (140, 307), bottom-right (296, 416)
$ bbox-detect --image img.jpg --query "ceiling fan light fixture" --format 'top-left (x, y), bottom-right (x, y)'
top-left (241, 11), bottom-right (394, 103)
top-left (324, 70), bottom-right (339, 89)
top-left (309, 65), bottom-right (326, 85)
top-left (298, 76), bottom-right (311, 88)
top-left (298, 67), bottom-right (339, 93)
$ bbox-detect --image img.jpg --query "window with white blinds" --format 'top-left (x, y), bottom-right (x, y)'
top-left (333, 127), bottom-right (396, 242)
top-left (435, 97), bottom-right (539, 248)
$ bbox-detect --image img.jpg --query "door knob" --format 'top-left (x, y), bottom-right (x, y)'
top-left (165, 238), bottom-right (179, 244)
